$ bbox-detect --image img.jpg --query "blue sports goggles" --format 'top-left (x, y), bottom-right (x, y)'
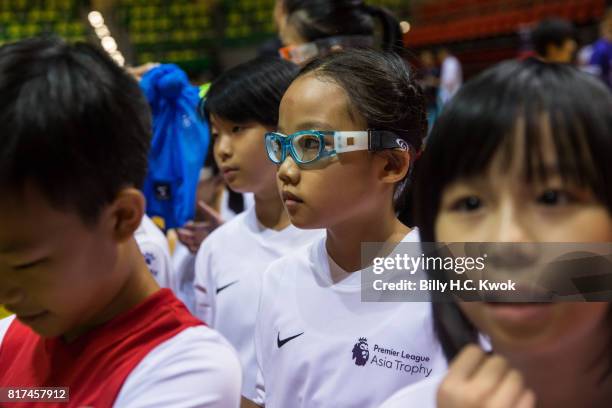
top-left (264, 130), bottom-right (409, 165)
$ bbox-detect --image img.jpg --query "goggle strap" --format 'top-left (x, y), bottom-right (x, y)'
top-left (316, 35), bottom-right (374, 49)
top-left (334, 131), bottom-right (369, 153)
top-left (369, 130), bottom-right (410, 151)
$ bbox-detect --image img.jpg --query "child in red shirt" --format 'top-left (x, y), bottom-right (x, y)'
top-left (0, 38), bottom-right (240, 407)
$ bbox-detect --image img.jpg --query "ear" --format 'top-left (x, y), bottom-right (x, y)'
top-left (106, 188), bottom-right (146, 243)
top-left (375, 150), bottom-right (412, 185)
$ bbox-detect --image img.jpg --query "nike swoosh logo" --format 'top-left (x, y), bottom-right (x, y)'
top-left (277, 332), bottom-right (304, 348)
top-left (216, 280), bottom-right (239, 294)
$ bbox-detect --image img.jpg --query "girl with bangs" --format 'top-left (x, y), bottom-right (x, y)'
top-left (251, 48), bottom-right (447, 408)
top-left (381, 59), bottom-right (612, 407)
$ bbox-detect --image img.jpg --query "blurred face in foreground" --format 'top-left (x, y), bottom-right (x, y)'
top-left (436, 120), bottom-right (612, 354)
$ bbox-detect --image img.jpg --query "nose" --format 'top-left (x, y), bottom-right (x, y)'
top-left (483, 200), bottom-right (541, 279)
top-left (277, 155), bottom-right (300, 186)
top-left (214, 134), bottom-right (233, 162)
top-left (492, 199), bottom-right (533, 243)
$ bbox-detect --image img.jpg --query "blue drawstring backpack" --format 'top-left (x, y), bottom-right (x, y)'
top-left (140, 64), bottom-right (210, 230)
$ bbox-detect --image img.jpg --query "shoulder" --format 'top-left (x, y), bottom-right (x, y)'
top-left (262, 235), bottom-right (323, 284)
top-left (448, 55), bottom-right (461, 64)
top-left (195, 211), bottom-right (250, 267)
top-left (593, 39), bottom-right (612, 53)
top-left (403, 227), bottom-right (421, 243)
top-left (379, 375), bottom-right (443, 408)
top-left (200, 210), bottom-right (251, 252)
top-left (139, 325), bottom-right (240, 374)
top-left (194, 211), bottom-right (251, 271)
top-left (115, 325), bottom-right (241, 408)
top-left (135, 216), bottom-right (170, 255)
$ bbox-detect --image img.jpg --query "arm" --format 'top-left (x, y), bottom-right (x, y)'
top-left (248, 269), bottom-right (269, 407)
top-left (114, 327), bottom-right (242, 408)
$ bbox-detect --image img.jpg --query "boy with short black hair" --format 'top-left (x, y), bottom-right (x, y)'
top-left (531, 18), bottom-right (577, 63)
top-left (0, 37), bottom-right (240, 407)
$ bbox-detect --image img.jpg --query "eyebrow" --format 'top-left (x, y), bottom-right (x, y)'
top-left (299, 121), bottom-right (334, 131)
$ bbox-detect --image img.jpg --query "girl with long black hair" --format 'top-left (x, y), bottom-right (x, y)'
top-left (382, 59), bottom-right (612, 408)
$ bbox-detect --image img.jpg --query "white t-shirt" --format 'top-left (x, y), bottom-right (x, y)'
top-left (172, 241), bottom-right (197, 314)
top-left (194, 205), bottom-right (323, 400)
top-left (0, 315), bottom-right (242, 407)
top-left (135, 215), bottom-right (174, 289)
top-left (253, 229), bottom-right (447, 408)
top-left (439, 55), bottom-right (462, 104)
top-left (219, 190), bottom-right (255, 222)
top-left (171, 192), bottom-right (255, 314)
top-left (378, 375), bottom-right (442, 408)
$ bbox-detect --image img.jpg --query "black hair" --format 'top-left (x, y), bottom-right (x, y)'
top-left (413, 58), bottom-right (612, 361)
top-left (203, 57), bottom-right (299, 127)
top-left (283, 0), bottom-right (403, 53)
top-left (282, 0), bottom-right (306, 14)
top-left (531, 18), bottom-right (576, 57)
top-left (299, 48), bottom-right (427, 212)
top-left (0, 37), bottom-right (151, 224)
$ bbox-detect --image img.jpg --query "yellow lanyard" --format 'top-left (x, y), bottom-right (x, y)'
top-left (0, 305), bottom-right (11, 318)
